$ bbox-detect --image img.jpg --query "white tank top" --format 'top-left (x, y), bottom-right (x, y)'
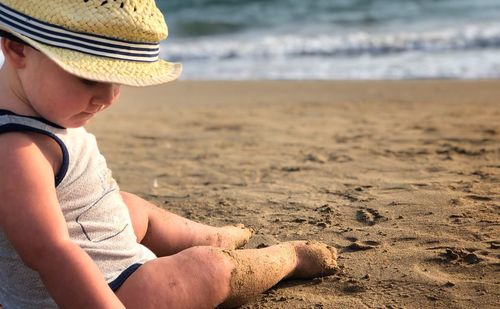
top-left (0, 110), bottom-right (156, 308)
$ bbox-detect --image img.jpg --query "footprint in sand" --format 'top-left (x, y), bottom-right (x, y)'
top-left (441, 248), bottom-right (482, 264)
top-left (245, 234), bottom-right (279, 249)
top-left (312, 204), bottom-right (338, 228)
top-left (356, 208), bottom-right (387, 225)
top-left (328, 153), bottom-right (353, 163)
top-left (344, 240), bottom-right (381, 252)
top-left (465, 194), bottom-right (493, 202)
top-left (486, 241), bottom-right (500, 250)
top-left (412, 264), bottom-right (458, 287)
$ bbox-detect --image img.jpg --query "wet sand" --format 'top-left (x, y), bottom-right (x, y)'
top-left (87, 80), bottom-right (500, 308)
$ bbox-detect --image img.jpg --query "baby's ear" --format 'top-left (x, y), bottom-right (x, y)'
top-left (1, 38), bottom-right (28, 68)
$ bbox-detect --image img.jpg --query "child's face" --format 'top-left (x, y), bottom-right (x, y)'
top-left (19, 49), bottom-right (121, 128)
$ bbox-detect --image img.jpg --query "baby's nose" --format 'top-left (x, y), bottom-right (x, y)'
top-left (92, 83), bottom-right (121, 107)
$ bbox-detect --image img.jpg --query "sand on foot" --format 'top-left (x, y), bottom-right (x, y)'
top-left (220, 241), bottom-right (338, 308)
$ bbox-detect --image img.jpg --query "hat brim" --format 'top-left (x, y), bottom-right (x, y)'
top-left (2, 30), bottom-right (182, 87)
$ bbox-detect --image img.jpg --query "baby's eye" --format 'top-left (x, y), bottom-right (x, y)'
top-left (79, 78), bottom-right (98, 87)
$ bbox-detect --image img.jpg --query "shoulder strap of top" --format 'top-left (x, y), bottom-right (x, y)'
top-left (0, 109), bottom-right (69, 187)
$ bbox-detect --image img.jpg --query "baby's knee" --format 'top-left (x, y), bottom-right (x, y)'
top-left (182, 246), bottom-right (234, 300)
top-left (186, 246), bottom-right (234, 275)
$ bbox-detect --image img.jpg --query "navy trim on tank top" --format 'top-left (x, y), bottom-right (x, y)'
top-left (108, 263), bottom-right (142, 292)
top-left (0, 109), bottom-right (66, 129)
top-left (0, 111), bottom-right (69, 187)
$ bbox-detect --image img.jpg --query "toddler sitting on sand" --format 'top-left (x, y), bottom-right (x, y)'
top-left (0, 1), bottom-right (337, 308)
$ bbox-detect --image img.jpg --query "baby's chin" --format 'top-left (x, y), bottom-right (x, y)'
top-left (68, 120), bottom-right (92, 128)
top-left (58, 115), bottom-right (94, 129)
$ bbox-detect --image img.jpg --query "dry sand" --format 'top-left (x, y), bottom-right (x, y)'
top-left (87, 80), bottom-right (500, 308)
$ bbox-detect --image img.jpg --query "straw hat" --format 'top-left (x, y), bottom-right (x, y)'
top-left (0, 0), bottom-right (181, 86)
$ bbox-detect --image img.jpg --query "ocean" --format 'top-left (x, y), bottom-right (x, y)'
top-left (2, 0), bottom-right (500, 80)
top-left (156, 0), bottom-right (500, 80)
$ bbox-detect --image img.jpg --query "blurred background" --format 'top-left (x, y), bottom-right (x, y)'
top-left (156, 0), bottom-right (500, 80)
top-left (2, 0), bottom-right (500, 80)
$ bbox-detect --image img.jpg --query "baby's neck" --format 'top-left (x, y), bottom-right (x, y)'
top-left (0, 65), bottom-right (38, 117)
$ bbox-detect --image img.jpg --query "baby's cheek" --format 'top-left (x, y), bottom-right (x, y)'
top-left (45, 84), bottom-right (76, 103)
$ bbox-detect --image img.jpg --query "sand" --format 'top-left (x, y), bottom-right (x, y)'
top-left (86, 80), bottom-right (500, 308)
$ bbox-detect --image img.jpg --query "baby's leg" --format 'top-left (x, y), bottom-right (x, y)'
top-left (115, 241), bottom-right (337, 309)
top-left (121, 192), bottom-right (252, 256)
top-left (220, 241), bottom-right (338, 308)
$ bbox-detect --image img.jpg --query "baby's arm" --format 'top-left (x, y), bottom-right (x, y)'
top-left (0, 133), bottom-right (124, 309)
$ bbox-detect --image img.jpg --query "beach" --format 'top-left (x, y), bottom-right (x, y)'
top-left (87, 80), bottom-right (500, 308)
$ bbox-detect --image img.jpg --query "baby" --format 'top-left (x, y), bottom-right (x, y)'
top-left (0, 1), bottom-right (337, 308)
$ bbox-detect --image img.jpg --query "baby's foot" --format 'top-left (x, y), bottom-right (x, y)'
top-left (209, 224), bottom-right (253, 250)
top-left (287, 240), bottom-right (338, 279)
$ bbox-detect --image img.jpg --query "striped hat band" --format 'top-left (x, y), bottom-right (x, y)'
top-left (0, 2), bottom-right (160, 62)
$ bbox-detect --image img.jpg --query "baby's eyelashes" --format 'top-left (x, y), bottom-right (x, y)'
top-left (79, 78), bottom-right (99, 87)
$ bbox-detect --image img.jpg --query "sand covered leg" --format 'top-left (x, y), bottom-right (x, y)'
top-left (121, 192), bottom-right (252, 256)
top-left (116, 241), bottom-right (336, 308)
top-left (220, 241), bottom-right (338, 308)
